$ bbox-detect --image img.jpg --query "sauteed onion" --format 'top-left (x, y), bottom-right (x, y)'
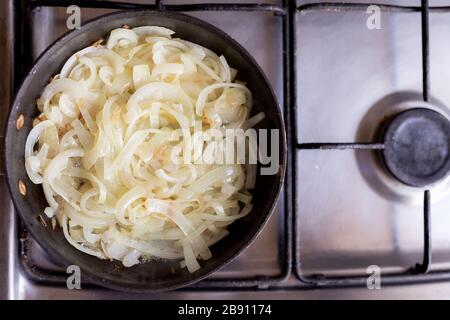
top-left (25, 26), bottom-right (263, 272)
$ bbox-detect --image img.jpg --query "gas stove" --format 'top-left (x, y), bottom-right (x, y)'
top-left (4, 0), bottom-right (450, 299)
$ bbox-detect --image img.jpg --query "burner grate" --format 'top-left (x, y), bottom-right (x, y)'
top-left (14, 0), bottom-right (450, 291)
top-left (15, 0), bottom-right (292, 291)
top-left (293, 1), bottom-right (450, 287)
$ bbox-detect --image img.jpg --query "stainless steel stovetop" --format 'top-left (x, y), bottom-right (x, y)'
top-left (4, 0), bottom-right (450, 299)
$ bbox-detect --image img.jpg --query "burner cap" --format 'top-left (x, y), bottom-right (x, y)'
top-left (382, 108), bottom-right (450, 187)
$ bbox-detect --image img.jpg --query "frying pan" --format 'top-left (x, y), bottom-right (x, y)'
top-left (4, 10), bottom-right (286, 292)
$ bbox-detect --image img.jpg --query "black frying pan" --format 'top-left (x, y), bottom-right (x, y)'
top-left (5, 10), bottom-right (286, 292)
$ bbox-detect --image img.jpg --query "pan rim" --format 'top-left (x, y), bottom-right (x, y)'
top-left (5, 9), bottom-right (287, 293)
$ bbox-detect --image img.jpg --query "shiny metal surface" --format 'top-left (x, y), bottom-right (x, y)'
top-left (4, 0), bottom-right (450, 299)
top-left (6, 0), bottom-right (287, 298)
top-left (30, 5), bottom-right (284, 280)
top-left (355, 94), bottom-right (450, 205)
top-left (296, 0), bottom-right (450, 276)
top-left (0, 0), bottom-right (18, 300)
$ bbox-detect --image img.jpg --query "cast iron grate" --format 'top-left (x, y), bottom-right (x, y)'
top-left (293, 0), bottom-right (450, 287)
top-left (15, 0), bottom-right (292, 291)
top-left (13, 0), bottom-right (450, 291)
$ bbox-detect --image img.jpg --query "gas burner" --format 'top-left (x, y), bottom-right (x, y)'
top-left (382, 108), bottom-right (450, 188)
top-left (355, 93), bottom-right (450, 204)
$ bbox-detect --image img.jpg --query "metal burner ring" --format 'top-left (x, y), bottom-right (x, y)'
top-left (382, 108), bottom-right (450, 188)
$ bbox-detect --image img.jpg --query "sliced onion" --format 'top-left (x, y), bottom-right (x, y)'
top-left (132, 26), bottom-right (175, 38)
top-left (86, 48), bottom-right (126, 74)
top-left (151, 63), bottom-right (184, 78)
top-left (62, 215), bottom-right (106, 259)
top-left (196, 83), bottom-right (252, 116)
top-left (182, 241), bottom-right (200, 273)
top-left (83, 227), bottom-right (101, 244)
top-left (60, 47), bottom-right (98, 78)
top-left (122, 249), bottom-right (141, 267)
top-left (25, 25), bottom-right (260, 274)
top-left (126, 82), bottom-right (194, 124)
top-left (99, 66), bottom-right (114, 86)
top-left (25, 120), bottom-right (54, 158)
top-left (107, 28), bottom-right (138, 50)
top-left (243, 112), bottom-right (265, 130)
top-left (116, 186), bottom-right (147, 225)
top-left (132, 64), bottom-right (151, 89)
top-left (59, 94), bottom-right (78, 118)
top-left (44, 206), bottom-right (57, 218)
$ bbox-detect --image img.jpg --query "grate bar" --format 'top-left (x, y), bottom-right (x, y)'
top-left (31, 0), bottom-right (286, 15)
top-left (156, 0), bottom-right (164, 10)
top-left (294, 1), bottom-right (445, 288)
top-left (297, 2), bottom-right (450, 13)
top-left (414, 190), bottom-right (432, 274)
top-left (17, 0), bottom-right (291, 291)
top-left (16, 0), bottom-right (450, 290)
top-left (421, 0), bottom-right (430, 102)
top-left (297, 143), bottom-right (385, 150)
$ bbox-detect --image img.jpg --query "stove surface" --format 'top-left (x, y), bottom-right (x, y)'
top-left (3, 0), bottom-right (450, 299)
top-left (296, 0), bottom-right (450, 278)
